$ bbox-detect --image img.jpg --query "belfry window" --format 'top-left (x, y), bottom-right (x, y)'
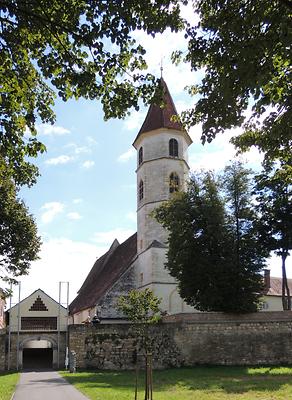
top-left (169, 173), bottom-right (180, 193)
top-left (169, 138), bottom-right (178, 157)
top-left (138, 147), bottom-right (143, 165)
top-left (139, 180), bottom-right (144, 201)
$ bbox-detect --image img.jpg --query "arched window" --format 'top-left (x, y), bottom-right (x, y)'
top-left (138, 147), bottom-right (143, 165)
top-left (138, 180), bottom-right (144, 201)
top-left (169, 138), bottom-right (178, 157)
top-left (169, 172), bottom-right (180, 193)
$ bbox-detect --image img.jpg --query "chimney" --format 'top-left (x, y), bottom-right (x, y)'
top-left (263, 269), bottom-right (271, 291)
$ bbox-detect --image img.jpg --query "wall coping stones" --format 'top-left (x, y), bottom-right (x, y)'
top-left (162, 311), bottom-right (292, 324)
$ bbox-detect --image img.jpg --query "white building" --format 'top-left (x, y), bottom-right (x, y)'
top-left (7, 288), bottom-right (68, 369)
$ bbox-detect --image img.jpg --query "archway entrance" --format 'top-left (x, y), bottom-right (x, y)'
top-left (22, 339), bottom-right (55, 370)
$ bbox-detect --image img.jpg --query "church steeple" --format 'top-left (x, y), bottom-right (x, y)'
top-left (134, 79), bottom-right (192, 254)
top-left (133, 78), bottom-right (185, 147)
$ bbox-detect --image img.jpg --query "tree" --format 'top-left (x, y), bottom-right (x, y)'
top-left (0, 158), bottom-right (41, 286)
top-left (154, 165), bottom-right (266, 313)
top-left (175, 0), bottom-right (291, 179)
top-left (255, 165), bottom-right (292, 310)
top-left (117, 289), bottom-right (162, 400)
top-left (0, 0), bottom-right (184, 185)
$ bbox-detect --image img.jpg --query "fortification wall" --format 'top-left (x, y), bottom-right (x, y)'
top-left (0, 329), bottom-right (5, 371)
top-left (69, 311), bottom-right (292, 370)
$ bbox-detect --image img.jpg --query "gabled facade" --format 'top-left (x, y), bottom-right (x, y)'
top-left (8, 288), bottom-right (68, 332)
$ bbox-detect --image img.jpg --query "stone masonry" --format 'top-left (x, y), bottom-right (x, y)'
top-left (69, 311), bottom-right (292, 370)
top-left (0, 330), bottom-right (5, 371)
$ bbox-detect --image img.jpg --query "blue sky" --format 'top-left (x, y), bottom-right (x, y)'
top-left (5, 21), bottom-right (291, 307)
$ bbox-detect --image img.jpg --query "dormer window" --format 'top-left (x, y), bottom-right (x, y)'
top-left (139, 180), bottom-right (144, 201)
top-left (169, 172), bottom-right (180, 193)
top-left (169, 138), bottom-right (178, 157)
top-left (138, 147), bottom-right (143, 165)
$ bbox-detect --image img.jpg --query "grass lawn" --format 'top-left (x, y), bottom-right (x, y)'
top-left (61, 366), bottom-right (292, 400)
top-left (0, 372), bottom-right (19, 400)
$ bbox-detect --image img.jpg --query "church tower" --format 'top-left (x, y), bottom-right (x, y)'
top-left (133, 78), bottom-right (193, 313)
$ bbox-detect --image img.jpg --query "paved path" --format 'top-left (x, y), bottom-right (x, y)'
top-left (13, 371), bottom-right (89, 400)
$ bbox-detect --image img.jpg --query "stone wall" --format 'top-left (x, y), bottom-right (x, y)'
top-left (69, 311), bottom-right (292, 369)
top-left (0, 329), bottom-right (5, 371)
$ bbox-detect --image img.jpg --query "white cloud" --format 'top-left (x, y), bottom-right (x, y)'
top-left (188, 125), bottom-right (263, 173)
top-left (66, 143), bottom-right (91, 155)
top-left (117, 148), bottom-right (135, 163)
top-left (4, 238), bottom-right (106, 305)
top-left (67, 212), bottom-right (82, 220)
top-left (92, 228), bottom-right (135, 246)
top-left (72, 198), bottom-right (83, 204)
top-left (45, 155), bottom-right (74, 165)
top-left (126, 211), bottom-right (136, 223)
top-left (86, 136), bottom-right (98, 146)
top-left (124, 112), bottom-right (146, 131)
top-left (40, 202), bottom-right (64, 224)
top-left (82, 160), bottom-right (95, 169)
top-left (37, 123), bottom-right (70, 136)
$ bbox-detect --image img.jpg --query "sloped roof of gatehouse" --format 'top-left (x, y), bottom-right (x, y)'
top-left (7, 288), bottom-right (67, 312)
top-left (69, 232), bottom-right (137, 315)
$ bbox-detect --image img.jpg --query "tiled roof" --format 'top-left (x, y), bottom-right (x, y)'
top-left (69, 233), bottom-right (137, 315)
top-left (267, 276), bottom-right (292, 296)
top-left (133, 78), bottom-right (184, 144)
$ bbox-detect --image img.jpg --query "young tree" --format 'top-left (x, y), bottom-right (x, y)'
top-left (118, 289), bottom-right (162, 400)
top-left (174, 0), bottom-right (291, 179)
top-left (0, 159), bottom-right (41, 286)
top-left (0, 0), bottom-right (183, 185)
top-left (255, 165), bottom-right (292, 309)
top-left (154, 166), bottom-right (266, 313)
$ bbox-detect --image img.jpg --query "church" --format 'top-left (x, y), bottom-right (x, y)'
top-left (69, 79), bottom-right (287, 323)
top-left (69, 78), bottom-right (195, 323)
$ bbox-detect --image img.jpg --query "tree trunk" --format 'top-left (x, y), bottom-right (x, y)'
top-left (281, 251), bottom-right (290, 310)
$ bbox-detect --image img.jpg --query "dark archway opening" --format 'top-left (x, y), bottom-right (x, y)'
top-left (23, 340), bottom-right (53, 370)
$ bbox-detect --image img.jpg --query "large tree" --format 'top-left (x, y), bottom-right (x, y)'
top-left (154, 165), bottom-right (266, 313)
top-left (255, 165), bottom-right (292, 310)
top-left (0, 159), bottom-right (41, 286)
top-left (175, 0), bottom-right (291, 179)
top-left (0, 0), bottom-right (183, 185)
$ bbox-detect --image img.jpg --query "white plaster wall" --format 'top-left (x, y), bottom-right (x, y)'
top-left (9, 289), bottom-right (68, 332)
top-left (135, 129), bottom-right (191, 164)
top-left (70, 307), bottom-right (95, 325)
top-left (261, 296), bottom-right (284, 311)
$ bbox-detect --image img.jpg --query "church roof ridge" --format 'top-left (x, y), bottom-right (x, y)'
top-left (133, 78), bottom-right (184, 146)
top-left (69, 232), bottom-right (137, 315)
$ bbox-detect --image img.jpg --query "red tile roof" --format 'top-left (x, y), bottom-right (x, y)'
top-left (133, 78), bottom-right (184, 145)
top-left (69, 233), bottom-right (137, 315)
top-left (267, 276), bottom-right (292, 296)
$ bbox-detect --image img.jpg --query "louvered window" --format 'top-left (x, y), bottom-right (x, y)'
top-left (169, 138), bottom-right (178, 157)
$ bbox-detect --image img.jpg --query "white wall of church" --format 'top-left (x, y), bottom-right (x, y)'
top-left (136, 129), bottom-right (190, 254)
top-left (135, 128), bottom-right (190, 165)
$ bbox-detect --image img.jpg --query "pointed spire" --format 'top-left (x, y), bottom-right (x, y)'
top-left (133, 78), bottom-right (184, 146)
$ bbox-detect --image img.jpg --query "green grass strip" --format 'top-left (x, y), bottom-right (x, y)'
top-left (61, 366), bottom-right (292, 400)
top-left (0, 372), bottom-right (19, 400)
